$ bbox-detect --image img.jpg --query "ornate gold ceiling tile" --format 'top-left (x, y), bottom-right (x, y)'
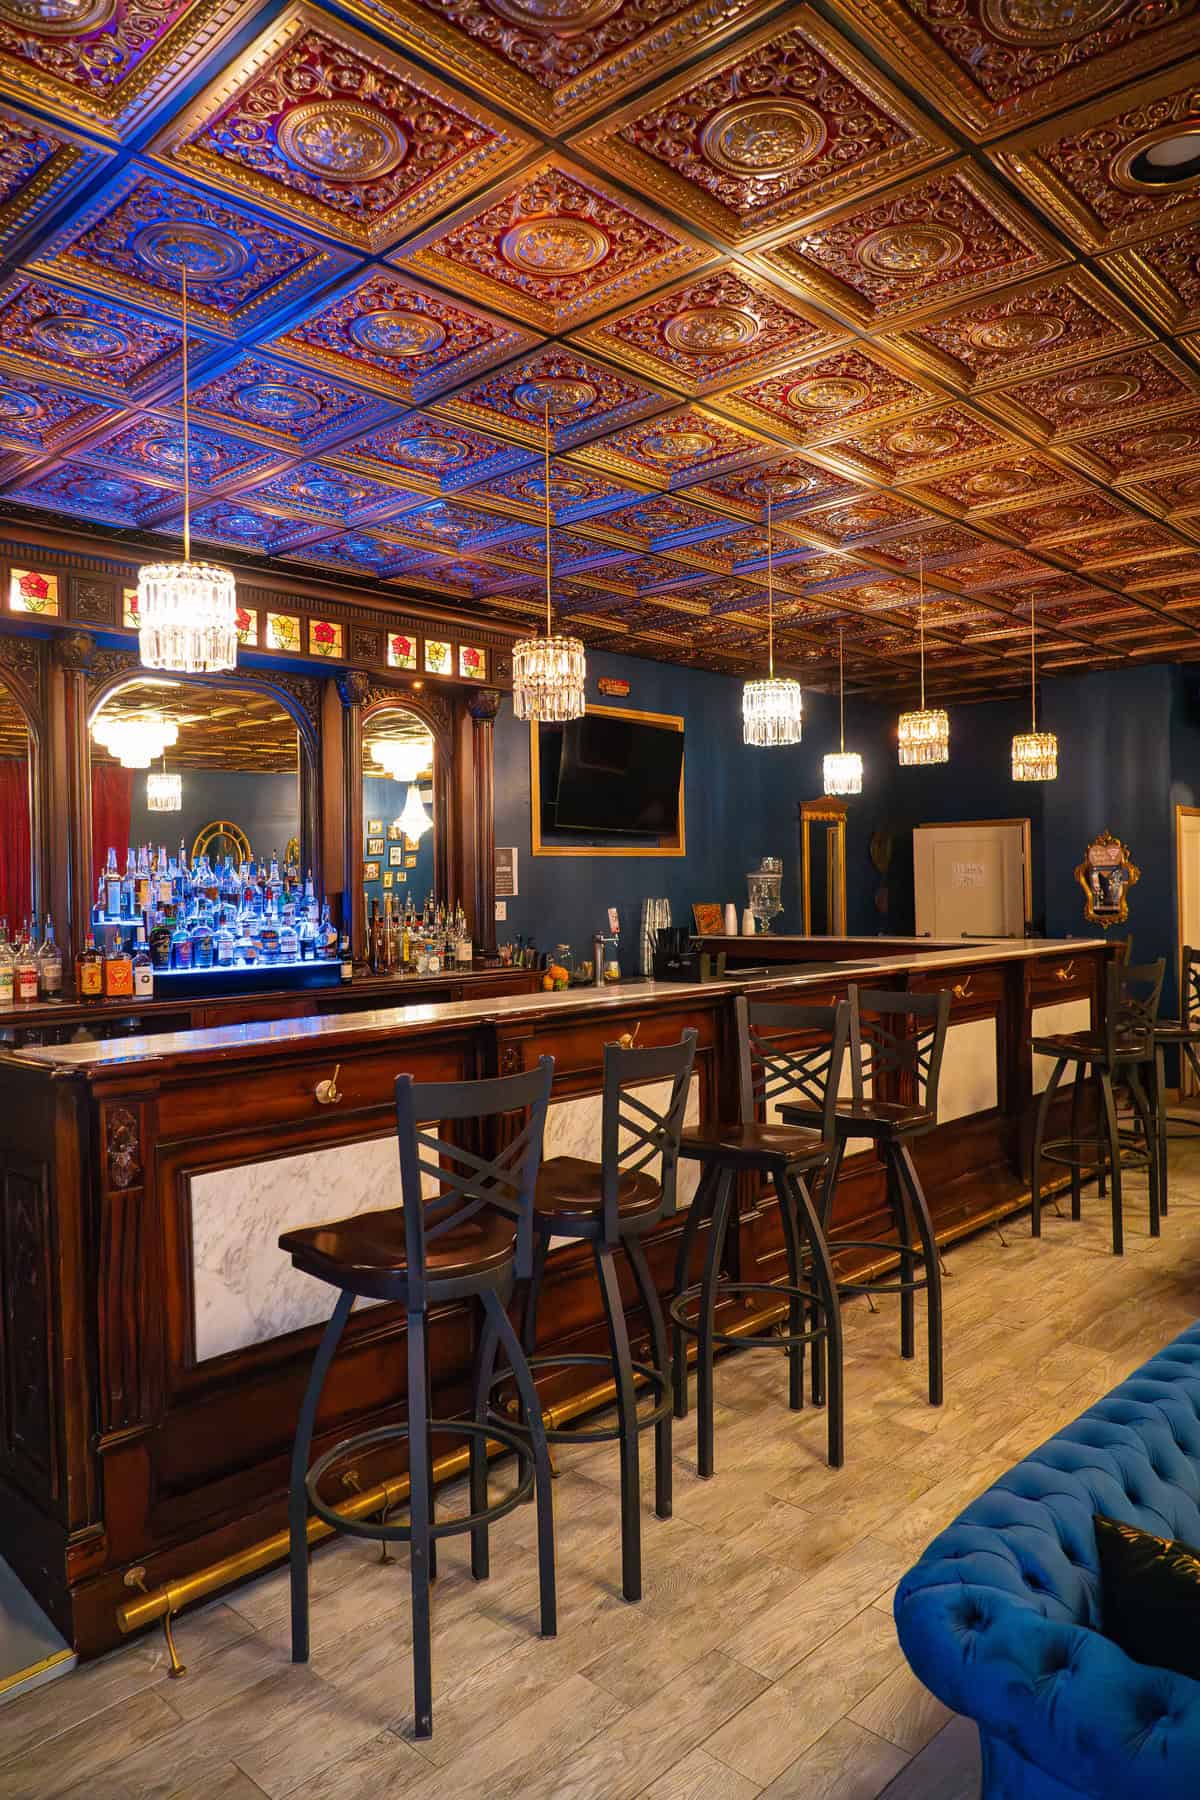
top-left (818, 402), bottom-right (1010, 481)
top-left (1122, 468), bottom-right (1200, 520)
top-left (913, 452), bottom-right (1082, 515)
top-left (265, 269), bottom-right (539, 405)
top-left (800, 491), bottom-right (930, 544)
top-left (327, 412), bottom-right (536, 497)
top-left (570, 8), bottom-right (951, 248)
top-left (0, 273), bottom-right (204, 400)
top-left (570, 402), bottom-right (769, 488)
top-left (402, 155), bottom-right (712, 333)
top-left (1080, 525), bottom-right (1192, 567)
top-left (338, 0), bottom-right (771, 132)
top-left (148, 5), bottom-right (534, 252)
top-left (896, 269), bottom-right (1148, 393)
top-left (571, 265), bottom-right (843, 396)
top-left (1069, 407), bottom-right (1200, 483)
top-left (26, 165), bottom-right (353, 339)
top-left (1100, 221), bottom-right (1200, 334)
top-left (932, 545), bottom-right (1045, 589)
top-left (0, 0), bottom-right (258, 138)
top-left (981, 488), bottom-right (1140, 546)
top-left (993, 67), bottom-right (1200, 254)
top-left (755, 162), bottom-right (1063, 329)
top-left (565, 492), bottom-right (727, 548)
top-left (432, 345), bottom-right (674, 451)
top-left (463, 459), bottom-right (646, 524)
top-left (684, 454), bottom-right (860, 520)
top-left (713, 342), bottom-right (934, 440)
top-left (0, 104), bottom-right (110, 253)
top-left (984, 344), bottom-right (1200, 440)
top-left (829, 0), bottom-right (1200, 141)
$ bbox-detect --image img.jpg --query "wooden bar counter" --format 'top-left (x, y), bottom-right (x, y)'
top-left (0, 935), bottom-right (1110, 1658)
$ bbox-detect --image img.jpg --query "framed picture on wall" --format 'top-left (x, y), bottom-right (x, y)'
top-left (404, 834), bottom-right (419, 852)
top-left (388, 846), bottom-right (403, 867)
top-left (405, 855), bottom-right (417, 868)
top-left (395, 870), bottom-right (406, 882)
top-left (387, 824), bottom-right (402, 841)
top-left (366, 818), bottom-right (383, 835)
top-left (367, 836), bottom-right (385, 856)
top-left (383, 871), bottom-right (393, 889)
top-left (363, 861), bottom-right (380, 881)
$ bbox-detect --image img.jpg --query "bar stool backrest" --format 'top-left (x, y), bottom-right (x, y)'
top-left (1181, 946), bottom-right (1200, 1034)
top-left (736, 997), bottom-right (850, 1142)
top-left (848, 985), bottom-right (951, 1118)
top-left (1113, 958), bottom-right (1165, 1060)
top-left (600, 1030), bottom-right (698, 1243)
top-left (394, 1056), bottom-right (555, 1302)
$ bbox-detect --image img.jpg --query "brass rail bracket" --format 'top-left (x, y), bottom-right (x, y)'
top-left (124, 1565), bottom-right (186, 1679)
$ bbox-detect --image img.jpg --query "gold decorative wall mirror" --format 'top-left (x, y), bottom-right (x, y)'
top-left (1076, 830), bottom-right (1139, 929)
top-left (800, 798), bottom-right (848, 936)
top-left (361, 706), bottom-right (437, 915)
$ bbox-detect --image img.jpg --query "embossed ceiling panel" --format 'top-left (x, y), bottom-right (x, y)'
top-left (571, 8), bottom-right (952, 246)
top-left (150, 4), bottom-right (535, 249)
top-left (0, 0), bottom-right (1197, 697)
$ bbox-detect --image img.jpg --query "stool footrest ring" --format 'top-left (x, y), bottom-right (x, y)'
top-left (490, 1351), bottom-right (671, 1444)
top-left (305, 1418), bottom-right (533, 1544)
top-left (826, 1237), bottom-right (931, 1296)
top-left (669, 1279), bottom-right (830, 1353)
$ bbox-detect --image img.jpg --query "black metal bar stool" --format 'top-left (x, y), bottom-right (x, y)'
top-left (1152, 945), bottom-right (1200, 1206)
top-left (498, 1031), bottom-right (697, 1604)
top-left (1031, 958), bottom-right (1164, 1256)
top-left (668, 997), bottom-right (847, 1477)
top-left (782, 984), bottom-right (951, 1409)
top-left (280, 1058), bottom-right (558, 1740)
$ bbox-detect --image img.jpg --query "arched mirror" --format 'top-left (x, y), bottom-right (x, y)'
top-left (0, 676), bottom-right (34, 939)
top-left (87, 675), bottom-right (310, 953)
top-left (361, 706), bottom-right (437, 920)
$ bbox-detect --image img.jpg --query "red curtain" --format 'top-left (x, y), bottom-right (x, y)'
top-left (0, 759), bottom-right (30, 932)
top-left (90, 763), bottom-right (133, 899)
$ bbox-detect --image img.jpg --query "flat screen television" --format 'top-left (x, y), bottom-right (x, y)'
top-left (539, 714), bottom-right (684, 838)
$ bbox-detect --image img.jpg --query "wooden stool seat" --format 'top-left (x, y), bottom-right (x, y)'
top-left (1031, 1030), bottom-right (1147, 1062)
top-left (679, 1118), bottom-right (830, 1171)
top-left (533, 1155), bottom-right (662, 1223)
top-left (281, 1203), bottom-right (517, 1294)
top-left (830, 1098), bottom-right (935, 1135)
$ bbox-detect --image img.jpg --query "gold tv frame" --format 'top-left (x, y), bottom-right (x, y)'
top-left (529, 703), bottom-right (686, 859)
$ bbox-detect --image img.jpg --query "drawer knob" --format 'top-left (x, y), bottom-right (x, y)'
top-left (1055, 961), bottom-right (1076, 983)
top-left (616, 1022), bottom-right (641, 1051)
top-left (315, 1064), bottom-right (342, 1105)
top-left (952, 977), bottom-right (973, 1001)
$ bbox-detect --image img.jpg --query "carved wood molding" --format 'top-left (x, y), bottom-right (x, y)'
top-left (0, 629), bottom-right (43, 715)
top-left (69, 576), bottom-right (117, 628)
top-left (361, 682), bottom-right (453, 748)
top-left (105, 1106), bottom-right (141, 1193)
top-left (467, 688), bottom-right (503, 724)
top-left (336, 669), bottom-right (371, 708)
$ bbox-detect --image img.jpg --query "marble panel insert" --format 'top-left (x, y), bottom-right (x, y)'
top-left (543, 1075), bottom-right (701, 1251)
top-left (1032, 999), bottom-right (1092, 1093)
top-left (939, 1017), bottom-right (999, 1123)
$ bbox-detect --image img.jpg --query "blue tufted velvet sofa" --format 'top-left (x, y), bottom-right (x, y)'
top-left (894, 1322), bottom-right (1200, 1799)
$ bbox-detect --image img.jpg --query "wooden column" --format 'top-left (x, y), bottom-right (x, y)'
top-left (54, 631), bottom-right (94, 968)
top-left (468, 688), bottom-right (502, 959)
top-left (337, 670), bottom-right (369, 961)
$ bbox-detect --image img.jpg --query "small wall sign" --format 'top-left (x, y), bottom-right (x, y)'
top-left (495, 845), bottom-right (518, 897)
top-left (597, 677), bottom-right (630, 698)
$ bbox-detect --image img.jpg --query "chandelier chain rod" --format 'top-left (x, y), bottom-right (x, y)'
top-left (918, 546), bottom-right (925, 713)
top-left (839, 626), bottom-right (845, 754)
top-left (766, 492), bottom-right (774, 681)
top-left (543, 401), bottom-right (552, 642)
top-left (1030, 593), bottom-right (1037, 734)
top-left (181, 264), bottom-right (190, 566)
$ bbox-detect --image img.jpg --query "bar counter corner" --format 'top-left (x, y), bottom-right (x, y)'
top-left (0, 933), bottom-right (1111, 1658)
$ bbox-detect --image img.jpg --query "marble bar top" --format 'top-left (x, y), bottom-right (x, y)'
top-left (7, 936), bottom-right (1106, 1079)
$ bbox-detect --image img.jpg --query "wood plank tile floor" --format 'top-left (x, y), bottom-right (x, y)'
top-left (8, 1143), bottom-right (1200, 1800)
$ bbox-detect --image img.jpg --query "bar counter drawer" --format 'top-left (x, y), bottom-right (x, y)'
top-left (907, 962), bottom-right (1005, 1014)
top-left (1026, 950), bottom-right (1100, 1006)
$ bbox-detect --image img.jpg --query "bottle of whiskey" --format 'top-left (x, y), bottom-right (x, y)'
top-left (37, 916), bottom-right (62, 998)
top-left (132, 929), bottom-right (153, 998)
top-left (75, 931), bottom-right (103, 1002)
top-left (14, 934), bottom-right (38, 1003)
top-left (148, 910), bottom-right (172, 971)
top-left (104, 847), bottom-right (122, 919)
top-left (103, 934), bottom-right (132, 999)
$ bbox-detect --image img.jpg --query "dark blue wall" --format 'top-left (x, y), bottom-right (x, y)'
top-left (362, 772), bottom-right (435, 914)
top-left (128, 768), bottom-right (299, 869)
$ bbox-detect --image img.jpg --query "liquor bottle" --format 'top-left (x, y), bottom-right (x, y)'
top-left (103, 934), bottom-right (132, 999)
top-left (191, 906), bottom-right (214, 970)
top-left (121, 848), bottom-right (136, 920)
top-left (170, 914), bottom-right (193, 970)
top-left (132, 929), bottom-right (153, 998)
top-left (214, 912), bottom-right (235, 968)
top-left (104, 847), bottom-right (122, 919)
top-left (278, 911), bottom-right (299, 963)
top-left (135, 846), bottom-right (152, 915)
top-left (368, 898), bottom-right (382, 974)
top-left (37, 916), bottom-right (62, 998)
top-left (14, 933), bottom-right (39, 1003)
top-left (156, 847), bottom-right (172, 910)
top-left (0, 927), bottom-right (13, 1006)
top-left (75, 932), bottom-right (103, 1002)
top-left (148, 910), bottom-right (172, 971)
top-left (319, 899), bottom-right (337, 960)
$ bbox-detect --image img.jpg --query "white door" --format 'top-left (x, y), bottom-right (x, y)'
top-left (1177, 808), bottom-right (1200, 1095)
top-left (914, 820), bottom-right (1029, 940)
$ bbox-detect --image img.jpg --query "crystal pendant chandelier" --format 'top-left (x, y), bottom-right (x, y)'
top-left (396, 785), bottom-right (433, 840)
top-left (137, 266), bottom-right (237, 675)
top-left (824, 628), bottom-right (862, 796)
top-left (1012, 594), bottom-right (1058, 781)
top-left (371, 735), bottom-right (433, 784)
top-left (897, 549), bottom-right (949, 765)
top-left (92, 712), bottom-right (179, 768)
top-left (146, 763), bottom-right (182, 811)
top-left (743, 493), bottom-right (803, 746)
top-left (511, 405), bottom-right (585, 722)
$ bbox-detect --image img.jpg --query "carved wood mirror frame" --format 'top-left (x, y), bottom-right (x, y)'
top-left (799, 798), bottom-right (849, 936)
